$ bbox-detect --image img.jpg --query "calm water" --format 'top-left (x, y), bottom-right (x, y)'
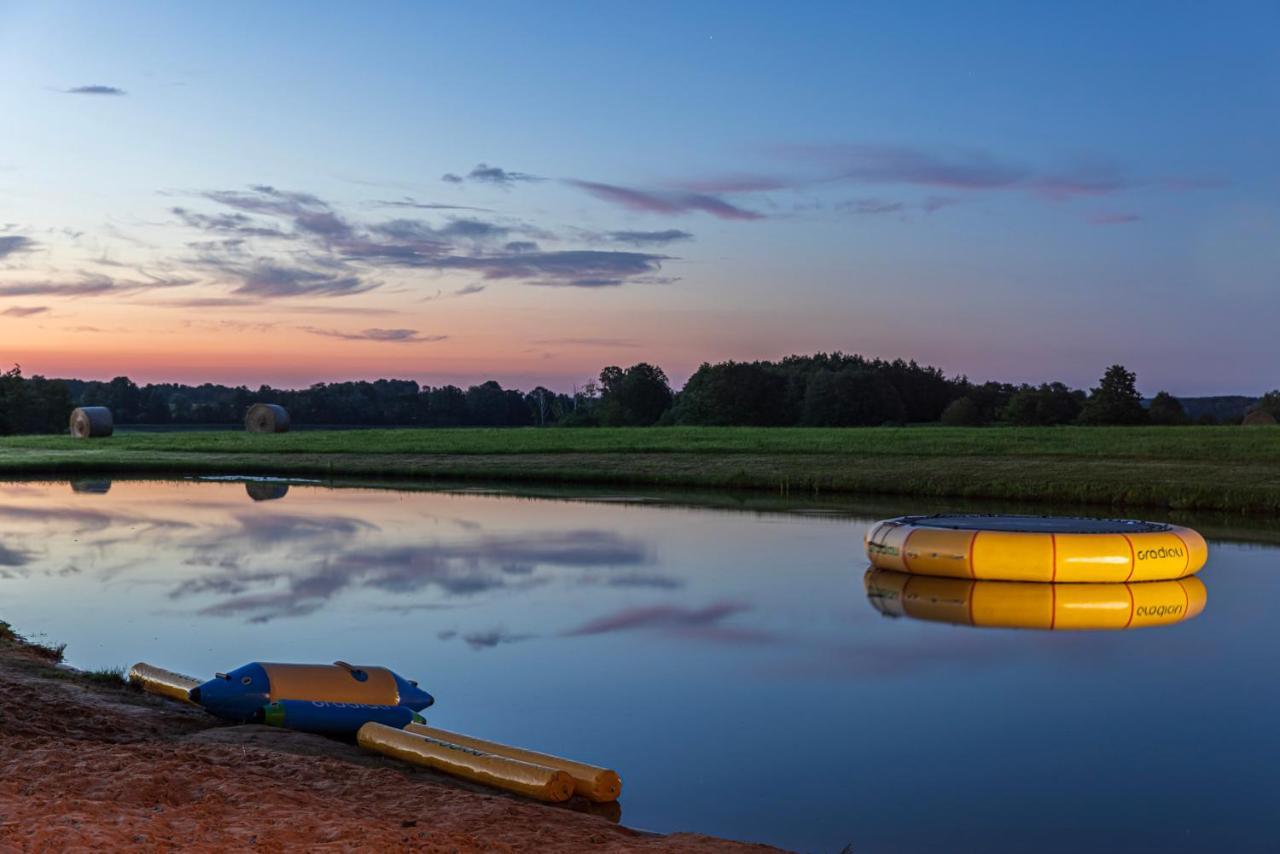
top-left (1, 479), bottom-right (1277, 852)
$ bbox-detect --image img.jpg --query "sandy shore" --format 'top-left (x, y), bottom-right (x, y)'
top-left (0, 633), bottom-right (783, 852)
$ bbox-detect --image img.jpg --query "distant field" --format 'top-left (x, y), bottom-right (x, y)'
top-left (1, 426), bottom-right (1278, 514)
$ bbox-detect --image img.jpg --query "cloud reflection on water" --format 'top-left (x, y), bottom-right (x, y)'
top-left (563, 601), bottom-right (773, 644)
top-left (0, 504), bottom-right (194, 534)
top-left (169, 511), bottom-right (652, 622)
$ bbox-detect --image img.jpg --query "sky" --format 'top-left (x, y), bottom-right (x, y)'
top-left (0, 1), bottom-right (1277, 395)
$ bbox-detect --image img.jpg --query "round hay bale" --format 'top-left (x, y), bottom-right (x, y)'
top-left (245, 403), bottom-right (291, 433)
top-left (246, 482), bottom-right (290, 501)
top-left (1243, 409), bottom-right (1277, 427)
top-left (69, 406), bottom-right (114, 439)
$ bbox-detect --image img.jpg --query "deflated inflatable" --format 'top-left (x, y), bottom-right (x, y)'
top-left (866, 515), bottom-right (1208, 583)
top-left (358, 723), bottom-right (576, 803)
top-left (404, 723), bottom-right (622, 802)
top-left (865, 568), bottom-right (1207, 630)
top-left (128, 663), bottom-right (202, 704)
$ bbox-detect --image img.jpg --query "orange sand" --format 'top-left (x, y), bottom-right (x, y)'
top-left (0, 641), bottom-right (782, 852)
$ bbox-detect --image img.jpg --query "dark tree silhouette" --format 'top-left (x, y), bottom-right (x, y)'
top-left (0, 366), bottom-right (72, 435)
top-left (1002, 383), bottom-right (1085, 426)
top-left (672, 361), bottom-right (788, 426)
top-left (14, 354), bottom-right (1240, 434)
top-left (1147, 391), bottom-right (1189, 426)
top-left (597, 363), bottom-right (673, 426)
top-left (802, 369), bottom-right (905, 426)
top-left (1079, 365), bottom-right (1148, 425)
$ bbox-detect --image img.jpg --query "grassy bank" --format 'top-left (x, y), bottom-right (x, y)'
top-left (1, 426), bottom-right (1278, 514)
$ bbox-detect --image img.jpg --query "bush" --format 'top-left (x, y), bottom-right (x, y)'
top-left (940, 397), bottom-right (982, 426)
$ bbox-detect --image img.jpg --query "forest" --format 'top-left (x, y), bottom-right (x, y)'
top-left (0, 357), bottom-right (1275, 435)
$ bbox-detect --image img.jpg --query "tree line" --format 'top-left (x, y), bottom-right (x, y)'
top-left (0, 357), bottom-right (1276, 435)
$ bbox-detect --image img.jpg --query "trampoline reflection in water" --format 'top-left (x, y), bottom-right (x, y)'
top-left (864, 568), bottom-right (1207, 630)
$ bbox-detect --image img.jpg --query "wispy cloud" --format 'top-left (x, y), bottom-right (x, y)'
top-left (0, 544), bottom-right (35, 567)
top-left (0, 272), bottom-right (190, 298)
top-left (369, 217), bottom-right (515, 244)
top-left (421, 283), bottom-right (488, 302)
top-left (172, 207), bottom-right (290, 239)
top-left (669, 175), bottom-right (791, 193)
top-left (1, 305), bottom-right (49, 317)
top-left (139, 296), bottom-right (393, 314)
top-left (533, 337), bottom-right (639, 347)
top-left (610, 145), bottom-right (1223, 225)
top-left (456, 629), bottom-right (536, 650)
top-left (373, 197), bottom-right (492, 212)
top-left (198, 260), bottom-right (374, 299)
top-left (567, 179), bottom-right (764, 220)
top-left (780, 143), bottom-right (1028, 190)
top-left (602, 229), bottom-right (694, 246)
top-left (1087, 212), bottom-right (1141, 225)
top-left (179, 185), bottom-right (677, 290)
top-left (204, 185), bottom-right (328, 217)
top-left (302, 327), bottom-right (449, 343)
top-left (64, 85), bottom-right (126, 96)
top-left (446, 249), bottom-right (670, 287)
top-left (767, 143), bottom-right (1222, 205)
top-left (444, 163), bottom-right (543, 186)
top-left (839, 198), bottom-right (906, 215)
top-left (0, 235), bottom-right (36, 259)
top-left (833, 196), bottom-right (960, 217)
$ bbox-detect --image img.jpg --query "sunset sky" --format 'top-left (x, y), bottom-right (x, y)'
top-left (1, 1), bottom-right (1277, 394)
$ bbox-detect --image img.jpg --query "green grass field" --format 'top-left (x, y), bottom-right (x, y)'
top-left (1, 426), bottom-right (1278, 514)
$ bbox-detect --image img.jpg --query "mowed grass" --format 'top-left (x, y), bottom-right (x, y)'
top-left (1, 426), bottom-right (1278, 514)
top-left (2, 425), bottom-right (1279, 460)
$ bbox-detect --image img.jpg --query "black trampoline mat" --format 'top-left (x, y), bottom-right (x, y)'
top-left (900, 515), bottom-right (1171, 535)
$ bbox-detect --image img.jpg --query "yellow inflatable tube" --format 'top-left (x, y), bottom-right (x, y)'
top-left (865, 515), bottom-right (1207, 583)
top-left (128, 662), bottom-right (201, 704)
top-left (358, 723), bottom-right (575, 802)
top-left (865, 568), bottom-right (1207, 630)
top-left (405, 723), bottom-right (622, 802)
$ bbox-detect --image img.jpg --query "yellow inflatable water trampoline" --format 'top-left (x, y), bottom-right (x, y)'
top-left (865, 515), bottom-right (1207, 583)
top-left (864, 568), bottom-right (1207, 630)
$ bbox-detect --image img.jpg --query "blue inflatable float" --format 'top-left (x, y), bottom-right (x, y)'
top-left (191, 660), bottom-right (433, 725)
top-left (125, 660), bottom-right (435, 735)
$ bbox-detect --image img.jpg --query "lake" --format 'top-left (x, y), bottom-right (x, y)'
top-left (0, 478), bottom-right (1276, 852)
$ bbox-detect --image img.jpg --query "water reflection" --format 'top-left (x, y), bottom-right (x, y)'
top-left (4, 478), bottom-right (1276, 852)
top-left (0, 482), bottom-right (655, 624)
top-left (865, 568), bottom-right (1207, 630)
top-left (245, 482), bottom-right (290, 501)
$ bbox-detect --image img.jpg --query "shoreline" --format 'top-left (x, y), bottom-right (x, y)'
top-left (1, 425), bottom-right (1279, 515)
top-left (0, 624), bottom-right (781, 852)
